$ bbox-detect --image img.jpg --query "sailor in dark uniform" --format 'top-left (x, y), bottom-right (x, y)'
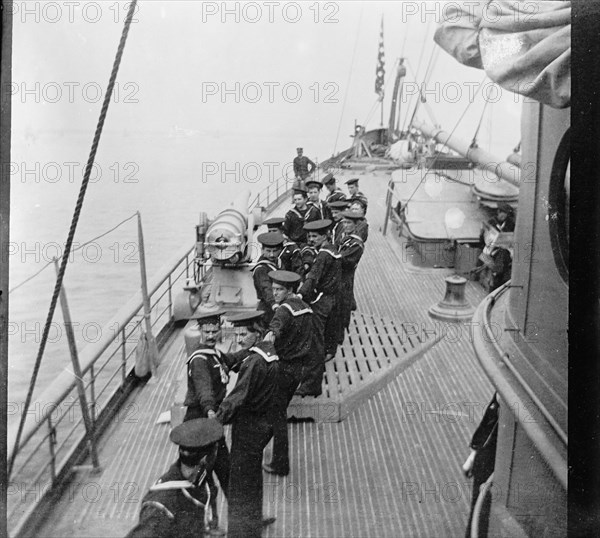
top-left (215, 311), bottom-right (279, 538)
top-left (337, 210), bottom-right (365, 344)
top-left (328, 200), bottom-right (350, 248)
top-left (282, 187), bottom-right (311, 247)
top-left (306, 179), bottom-right (332, 221)
top-left (348, 198), bottom-right (369, 243)
top-left (183, 312), bottom-right (230, 499)
top-left (293, 147), bottom-right (316, 182)
top-left (346, 177), bottom-right (368, 214)
top-left (263, 270), bottom-right (313, 476)
top-left (252, 232), bottom-right (283, 326)
top-left (125, 418), bottom-right (224, 538)
top-left (323, 173), bottom-right (347, 204)
top-left (263, 217), bottom-right (304, 278)
top-left (463, 394), bottom-right (499, 538)
top-left (296, 219), bottom-right (341, 391)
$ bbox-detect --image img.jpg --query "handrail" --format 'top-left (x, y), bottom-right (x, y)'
top-left (7, 179), bottom-right (294, 533)
top-left (8, 243), bottom-right (194, 459)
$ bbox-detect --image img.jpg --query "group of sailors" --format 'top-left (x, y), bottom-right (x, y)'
top-left (127, 168), bottom-right (370, 538)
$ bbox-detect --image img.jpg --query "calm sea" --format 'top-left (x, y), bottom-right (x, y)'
top-left (8, 129), bottom-right (319, 420)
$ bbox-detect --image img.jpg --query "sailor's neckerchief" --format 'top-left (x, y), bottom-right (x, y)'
top-left (187, 347), bottom-right (228, 385)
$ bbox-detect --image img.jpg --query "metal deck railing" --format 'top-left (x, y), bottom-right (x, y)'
top-left (7, 172), bottom-right (295, 536)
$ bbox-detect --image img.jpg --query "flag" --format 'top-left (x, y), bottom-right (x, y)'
top-left (375, 17), bottom-right (385, 101)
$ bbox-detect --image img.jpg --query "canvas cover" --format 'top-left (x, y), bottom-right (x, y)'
top-left (434, 1), bottom-right (570, 108)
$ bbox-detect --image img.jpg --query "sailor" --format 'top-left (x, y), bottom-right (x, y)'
top-left (337, 210), bottom-right (365, 344)
top-left (296, 219), bottom-right (341, 390)
top-left (346, 178), bottom-right (369, 214)
top-left (328, 199), bottom-right (350, 248)
top-left (348, 198), bottom-right (369, 243)
top-left (478, 203), bottom-right (516, 291)
top-left (282, 186), bottom-right (311, 247)
top-left (183, 312), bottom-right (230, 499)
top-left (263, 217), bottom-right (304, 277)
top-left (262, 270), bottom-right (314, 476)
top-left (293, 147), bottom-right (316, 182)
top-left (125, 418), bottom-right (224, 538)
top-left (306, 179), bottom-right (332, 221)
top-left (323, 173), bottom-right (347, 204)
top-left (215, 311), bottom-right (279, 538)
top-left (462, 394), bottom-right (499, 538)
top-left (252, 232), bottom-right (283, 326)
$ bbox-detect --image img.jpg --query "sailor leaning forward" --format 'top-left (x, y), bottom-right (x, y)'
top-left (296, 219), bottom-right (341, 395)
top-left (125, 419), bottom-right (223, 538)
top-left (263, 270), bottom-right (314, 476)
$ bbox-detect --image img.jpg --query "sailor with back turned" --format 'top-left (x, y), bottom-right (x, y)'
top-left (125, 419), bottom-right (223, 538)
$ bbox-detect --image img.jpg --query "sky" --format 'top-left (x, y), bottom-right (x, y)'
top-left (12, 0), bottom-right (522, 161)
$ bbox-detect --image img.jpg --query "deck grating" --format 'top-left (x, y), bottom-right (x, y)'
top-left (36, 169), bottom-right (493, 538)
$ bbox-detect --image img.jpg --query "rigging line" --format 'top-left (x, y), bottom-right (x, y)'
top-left (8, 0), bottom-right (138, 479)
top-left (8, 213), bottom-right (139, 295)
top-left (402, 75), bottom-right (487, 209)
top-left (8, 261), bottom-right (53, 294)
top-left (471, 95), bottom-right (490, 147)
top-left (72, 212), bottom-right (138, 252)
top-left (332, 5), bottom-right (364, 156)
top-left (400, 20), bottom-right (431, 133)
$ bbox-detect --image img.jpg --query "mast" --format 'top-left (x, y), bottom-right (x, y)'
top-left (0, 1), bottom-right (12, 536)
top-left (412, 117), bottom-right (521, 186)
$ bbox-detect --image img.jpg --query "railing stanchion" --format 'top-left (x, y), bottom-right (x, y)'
top-left (121, 328), bottom-right (127, 383)
top-left (136, 212), bottom-right (159, 376)
top-left (53, 258), bottom-right (100, 470)
top-left (47, 417), bottom-right (57, 485)
top-left (383, 181), bottom-right (395, 236)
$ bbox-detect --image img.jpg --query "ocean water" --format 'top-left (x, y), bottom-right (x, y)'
top-left (8, 130), bottom-right (307, 416)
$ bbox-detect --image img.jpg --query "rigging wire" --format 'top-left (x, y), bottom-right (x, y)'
top-left (332, 5), bottom-right (364, 156)
top-left (9, 0), bottom-right (138, 478)
top-left (400, 20), bottom-right (432, 134)
top-left (399, 75), bottom-right (487, 210)
top-left (471, 96), bottom-right (490, 148)
top-left (9, 213), bottom-right (139, 294)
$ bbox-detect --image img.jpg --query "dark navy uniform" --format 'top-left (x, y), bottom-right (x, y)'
top-left (126, 419), bottom-right (223, 538)
top-left (297, 235), bottom-right (341, 392)
top-left (325, 188), bottom-right (347, 204)
top-left (465, 394), bottom-right (499, 538)
top-left (307, 199), bottom-right (331, 221)
top-left (183, 346), bottom-right (230, 497)
top-left (279, 240), bottom-right (304, 278)
top-left (126, 463), bottom-right (216, 538)
top-left (251, 257), bottom-right (278, 325)
top-left (216, 341), bottom-right (279, 538)
top-left (338, 232), bottom-right (364, 343)
top-left (331, 220), bottom-right (346, 249)
top-left (301, 244), bottom-right (317, 274)
top-left (282, 207), bottom-right (310, 246)
top-left (267, 289), bottom-right (313, 474)
top-left (355, 218), bottom-right (369, 243)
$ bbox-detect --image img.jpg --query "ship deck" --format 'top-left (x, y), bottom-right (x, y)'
top-left (35, 168), bottom-right (493, 537)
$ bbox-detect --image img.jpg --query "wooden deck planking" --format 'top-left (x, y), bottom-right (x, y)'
top-left (36, 168), bottom-right (494, 537)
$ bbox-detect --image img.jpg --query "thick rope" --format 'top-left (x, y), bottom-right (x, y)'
top-left (9, 0), bottom-right (138, 478)
top-left (9, 212), bottom-right (138, 294)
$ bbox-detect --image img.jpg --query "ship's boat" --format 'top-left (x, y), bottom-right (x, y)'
top-left (2, 2), bottom-right (575, 537)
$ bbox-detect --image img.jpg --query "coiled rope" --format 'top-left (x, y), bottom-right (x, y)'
top-left (9, 0), bottom-right (138, 477)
